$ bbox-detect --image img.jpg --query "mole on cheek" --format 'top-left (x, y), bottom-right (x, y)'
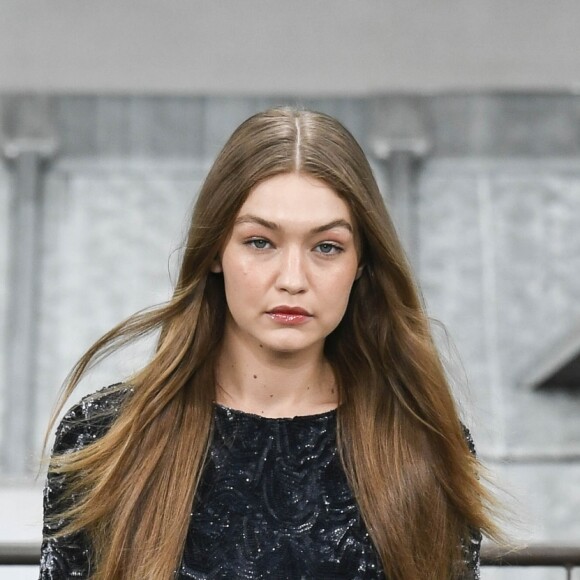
top-left (253, 375), bottom-right (257, 379)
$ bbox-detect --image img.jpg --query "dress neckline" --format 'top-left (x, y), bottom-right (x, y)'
top-left (213, 402), bottom-right (338, 422)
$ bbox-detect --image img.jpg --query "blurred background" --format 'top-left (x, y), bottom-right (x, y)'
top-left (1, 1), bottom-right (579, 578)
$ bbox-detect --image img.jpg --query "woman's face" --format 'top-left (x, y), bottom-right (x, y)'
top-left (213, 172), bottom-right (362, 356)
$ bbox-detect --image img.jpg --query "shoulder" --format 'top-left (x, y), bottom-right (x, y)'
top-left (461, 423), bottom-right (477, 456)
top-left (41, 385), bottom-right (132, 577)
top-left (52, 383), bottom-right (133, 455)
top-left (459, 423), bottom-right (483, 576)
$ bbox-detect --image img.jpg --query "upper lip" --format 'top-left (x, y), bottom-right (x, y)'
top-left (268, 306), bottom-right (312, 316)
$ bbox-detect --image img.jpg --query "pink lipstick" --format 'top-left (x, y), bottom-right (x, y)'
top-left (267, 306), bottom-right (312, 325)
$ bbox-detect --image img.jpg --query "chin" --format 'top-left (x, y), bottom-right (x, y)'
top-left (263, 342), bottom-right (310, 354)
top-left (258, 334), bottom-right (321, 355)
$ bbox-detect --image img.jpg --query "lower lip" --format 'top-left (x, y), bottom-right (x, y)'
top-left (267, 313), bottom-right (312, 325)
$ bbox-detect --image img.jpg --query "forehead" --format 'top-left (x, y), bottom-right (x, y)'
top-left (238, 173), bottom-right (352, 225)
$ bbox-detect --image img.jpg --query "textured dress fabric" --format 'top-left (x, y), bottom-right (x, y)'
top-left (40, 387), bottom-right (482, 579)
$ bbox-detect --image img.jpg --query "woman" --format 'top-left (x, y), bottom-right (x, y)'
top-left (40, 107), bottom-right (498, 579)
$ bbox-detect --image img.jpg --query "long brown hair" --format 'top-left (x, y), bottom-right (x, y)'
top-left (46, 107), bottom-right (499, 579)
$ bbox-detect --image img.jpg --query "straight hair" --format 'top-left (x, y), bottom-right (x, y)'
top-left (46, 107), bottom-right (499, 579)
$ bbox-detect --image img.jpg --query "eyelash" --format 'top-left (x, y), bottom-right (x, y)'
top-left (244, 238), bottom-right (344, 255)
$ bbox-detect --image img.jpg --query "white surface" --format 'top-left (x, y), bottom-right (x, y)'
top-left (0, 568), bottom-right (38, 580)
top-left (0, 486), bottom-right (42, 578)
top-left (0, 486), bottom-right (43, 544)
top-left (0, 0), bottom-right (579, 93)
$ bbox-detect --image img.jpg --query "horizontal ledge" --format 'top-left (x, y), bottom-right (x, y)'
top-left (0, 543), bottom-right (39, 565)
top-left (1, 542), bottom-right (580, 568)
top-left (479, 451), bottom-right (580, 464)
top-left (481, 544), bottom-right (580, 567)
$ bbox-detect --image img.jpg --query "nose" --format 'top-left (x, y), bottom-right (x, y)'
top-left (275, 247), bottom-right (308, 294)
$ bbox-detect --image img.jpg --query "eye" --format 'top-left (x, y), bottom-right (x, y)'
top-left (246, 238), bottom-right (271, 250)
top-left (315, 242), bottom-right (343, 255)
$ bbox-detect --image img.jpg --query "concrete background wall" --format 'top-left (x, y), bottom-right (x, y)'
top-left (0, 94), bottom-right (579, 580)
top-left (0, 0), bottom-right (579, 94)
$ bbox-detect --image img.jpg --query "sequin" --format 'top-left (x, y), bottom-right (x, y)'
top-left (39, 386), bottom-right (481, 579)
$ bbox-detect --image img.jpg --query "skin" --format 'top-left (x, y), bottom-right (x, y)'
top-left (212, 172), bottom-right (363, 418)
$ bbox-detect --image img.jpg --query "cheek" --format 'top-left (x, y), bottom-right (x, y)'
top-left (222, 259), bottom-right (264, 308)
top-left (228, 260), bottom-right (263, 289)
top-left (220, 251), bottom-right (252, 284)
top-left (318, 267), bottom-right (358, 314)
top-left (334, 258), bottom-right (359, 289)
top-left (334, 283), bottom-right (355, 318)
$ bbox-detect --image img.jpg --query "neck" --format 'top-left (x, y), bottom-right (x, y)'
top-left (215, 331), bottom-right (337, 418)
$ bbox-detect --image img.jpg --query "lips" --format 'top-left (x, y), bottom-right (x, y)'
top-left (267, 306), bottom-right (312, 325)
top-left (269, 306), bottom-right (311, 316)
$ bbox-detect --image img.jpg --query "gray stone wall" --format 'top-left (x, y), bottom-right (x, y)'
top-left (418, 160), bottom-right (580, 543)
top-left (0, 94), bottom-right (579, 577)
top-left (0, 167), bottom-right (9, 450)
top-left (33, 160), bottom-right (208, 448)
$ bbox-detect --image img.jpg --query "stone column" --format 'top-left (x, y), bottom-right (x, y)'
top-left (368, 97), bottom-right (430, 268)
top-left (1, 95), bottom-right (57, 474)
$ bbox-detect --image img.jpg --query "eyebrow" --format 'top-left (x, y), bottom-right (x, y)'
top-left (234, 215), bottom-right (353, 234)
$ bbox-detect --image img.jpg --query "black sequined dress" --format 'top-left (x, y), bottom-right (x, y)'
top-left (40, 387), bottom-right (481, 579)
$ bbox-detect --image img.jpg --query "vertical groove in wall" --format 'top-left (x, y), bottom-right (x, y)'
top-left (477, 172), bottom-right (507, 456)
